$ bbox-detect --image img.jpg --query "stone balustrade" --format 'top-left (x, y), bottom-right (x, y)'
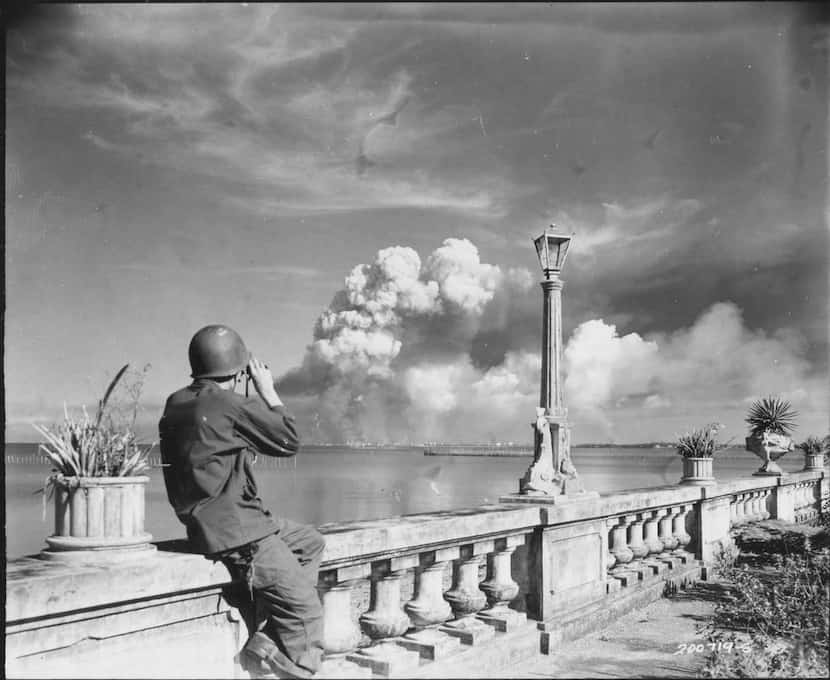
top-left (604, 503), bottom-right (696, 590)
top-left (6, 469), bottom-right (826, 679)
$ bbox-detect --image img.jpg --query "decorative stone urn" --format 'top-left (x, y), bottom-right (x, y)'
top-left (746, 431), bottom-right (793, 476)
top-left (679, 457), bottom-right (715, 486)
top-left (42, 475), bottom-right (155, 562)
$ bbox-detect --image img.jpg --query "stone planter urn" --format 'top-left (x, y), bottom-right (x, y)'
top-left (679, 457), bottom-right (715, 486)
top-left (803, 451), bottom-right (826, 472)
top-left (41, 475), bottom-right (155, 562)
top-left (746, 431), bottom-right (793, 476)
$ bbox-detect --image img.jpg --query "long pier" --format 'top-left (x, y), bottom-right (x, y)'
top-left (424, 444), bottom-right (533, 457)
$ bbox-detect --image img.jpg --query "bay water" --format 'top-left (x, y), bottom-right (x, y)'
top-left (4, 442), bottom-right (806, 559)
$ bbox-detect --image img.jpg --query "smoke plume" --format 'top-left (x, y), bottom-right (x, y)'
top-left (282, 240), bottom-right (826, 444)
top-left (280, 238), bottom-right (536, 442)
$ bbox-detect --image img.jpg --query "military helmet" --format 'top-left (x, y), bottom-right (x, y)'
top-left (188, 324), bottom-right (250, 378)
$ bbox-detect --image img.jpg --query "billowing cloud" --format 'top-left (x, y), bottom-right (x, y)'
top-left (280, 238), bottom-right (535, 441)
top-left (563, 301), bottom-right (828, 441)
top-left (282, 238), bottom-right (826, 444)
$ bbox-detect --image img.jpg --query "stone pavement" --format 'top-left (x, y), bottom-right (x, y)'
top-left (473, 584), bottom-right (723, 679)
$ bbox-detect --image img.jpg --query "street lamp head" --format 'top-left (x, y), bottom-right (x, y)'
top-left (533, 225), bottom-right (573, 278)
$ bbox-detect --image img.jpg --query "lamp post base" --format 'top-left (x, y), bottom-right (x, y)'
top-left (499, 490), bottom-right (600, 505)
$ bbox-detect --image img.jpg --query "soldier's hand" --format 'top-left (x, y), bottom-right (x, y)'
top-left (248, 356), bottom-right (283, 408)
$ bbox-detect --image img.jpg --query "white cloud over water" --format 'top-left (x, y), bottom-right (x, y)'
top-left (281, 239), bottom-right (827, 444)
top-left (563, 301), bottom-right (827, 440)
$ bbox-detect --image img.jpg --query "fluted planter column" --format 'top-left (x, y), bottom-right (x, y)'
top-left (440, 543), bottom-right (496, 645)
top-left (804, 451), bottom-right (825, 471)
top-left (478, 535), bottom-right (527, 632)
top-left (43, 475), bottom-right (154, 562)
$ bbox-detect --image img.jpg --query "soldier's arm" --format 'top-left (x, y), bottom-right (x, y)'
top-left (234, 398), bottom-right (300, 457)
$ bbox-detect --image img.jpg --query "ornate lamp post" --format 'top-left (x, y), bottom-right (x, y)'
top-left (516, 226), bottom-right (593, 499)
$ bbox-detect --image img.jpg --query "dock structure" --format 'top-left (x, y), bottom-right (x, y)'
top-left (6, 469), bottom-right (827, 678)
top-left (424, 444), bottom-right (533, 457)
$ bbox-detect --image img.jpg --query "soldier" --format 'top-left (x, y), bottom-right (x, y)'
top-left (159, 324), bottom-right (324, 678)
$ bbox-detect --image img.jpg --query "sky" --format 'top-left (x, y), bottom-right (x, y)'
top-left (5, 2), bottom-right (829, 445)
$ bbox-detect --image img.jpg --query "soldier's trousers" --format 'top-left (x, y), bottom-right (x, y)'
top-left (220, 521), bottom-right (325, 678)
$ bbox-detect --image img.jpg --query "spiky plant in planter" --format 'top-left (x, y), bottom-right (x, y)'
top-left (797, 435), bottom-right (828, 471)
top-left (676, 423), bottom-right (728, 486)
top-left (745, 396), bottom-right (797, 476)
top-left (33, 363), bottom-right (156, 561)
top-left (746, 396), bottom-right (798, 437)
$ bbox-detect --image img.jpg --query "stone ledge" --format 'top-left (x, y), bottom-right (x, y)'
top-left (6, 542), bottom-right (232, 623)
top-left (318, 505), bottom-right (541, 567)
top-left (535, 484), bottom-right (703, 526)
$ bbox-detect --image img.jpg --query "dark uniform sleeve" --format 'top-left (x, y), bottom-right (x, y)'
top-left (233, 398), bottom-right (300, 458)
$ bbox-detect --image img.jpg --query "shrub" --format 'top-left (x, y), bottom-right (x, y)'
top-left (675, 423), bottom-right (729, 458)
top-left (745, 396), bottom-right (798, 437)
top-left (33, 364), bottom-right (153, 478)
top-left (703, 537), bottom-right (830, 677)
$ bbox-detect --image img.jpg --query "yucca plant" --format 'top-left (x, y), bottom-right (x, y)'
top-left (676, 423), bottom-right (728, 458)
top-left (745, 396), bottom-right (798, 437)
top-left (34, 364), bottom-right (153, 482)
top-left (798, 436), bottom-right (828, 456)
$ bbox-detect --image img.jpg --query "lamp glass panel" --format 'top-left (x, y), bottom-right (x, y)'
top-left (534, 235), bottom-right (548, 270)
top-left (554, 238), bottom-right (571, 268)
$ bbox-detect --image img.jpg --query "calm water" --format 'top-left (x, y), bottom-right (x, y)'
top-left (4, 443), bottom-right (807, 559)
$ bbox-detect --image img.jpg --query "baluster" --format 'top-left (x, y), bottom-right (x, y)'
top-left (760, 490), bottom-right (770, 520)
top-left (657, 508), bottom-right (680, 568)
top-left (628, 514), bottom-right (649, 561)
top-left (643, 509), bottom-right (664, 556)
top-left (672, 504), bottom-right (692, 559)
top-left (744, 493), bottom-right (757, 522)
top-left (793, 484), bottom-right (802, 522)
top-left (752, 492), bottom-right (763, 521)
top-left (477, 534), bottom-right (528, 632)
top-left (733, 493), bottom-right (745, 525)
top-left (317, 566), bottom-right (371, 678)
top-left (399, 547), bottom-right (460, 660)
top-left (606, 518), bottom-right (617, 573)
top-left (625, 512), bottom-right (653, 579)
top-left (609, 515), bottom-right (634, 572)
top-left (604, 519), bottom-right (622, 594)
top-left (804, 483), bottom-right (816, 520)
top-left (608, 515), bottom-right (638, 586)
top-left (350, 557), bottom-right (420, 676)
top-left (440, 541), bottom-right (496, 645)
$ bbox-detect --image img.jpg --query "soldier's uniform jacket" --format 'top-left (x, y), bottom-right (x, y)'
top-left (159, 379), bottom-right (299, 555)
